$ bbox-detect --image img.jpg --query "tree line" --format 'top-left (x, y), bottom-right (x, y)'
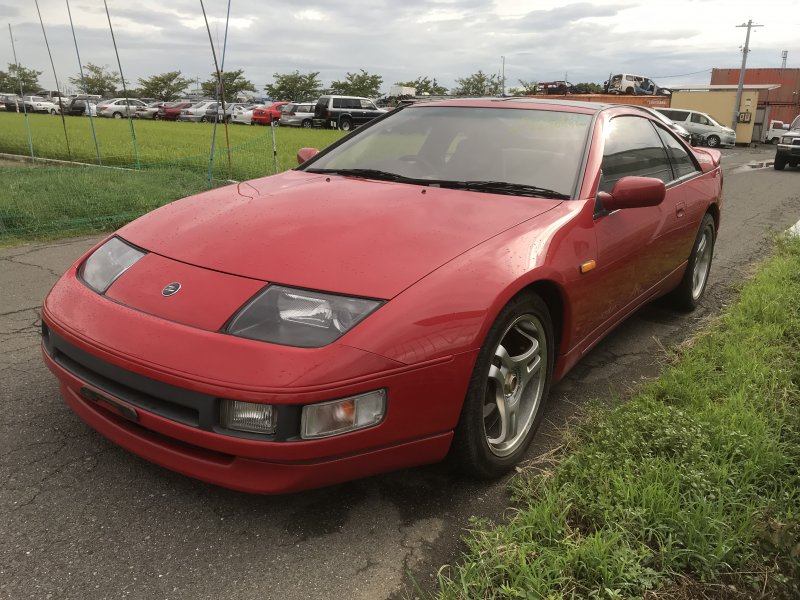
top-left (0, 63), bottom-right (603, 102)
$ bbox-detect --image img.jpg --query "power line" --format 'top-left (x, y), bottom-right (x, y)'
top-left (650, 68), bottom-right (713, 79)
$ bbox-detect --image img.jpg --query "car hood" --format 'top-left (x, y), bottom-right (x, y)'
top-left (118, 171), bottom-right (561, 299)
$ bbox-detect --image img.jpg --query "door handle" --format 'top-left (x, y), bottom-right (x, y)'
top-left (676, 202), bottom-right (686, 218)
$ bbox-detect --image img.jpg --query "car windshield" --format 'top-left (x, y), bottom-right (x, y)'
top-left (303, 105), bottom-right (591, 198)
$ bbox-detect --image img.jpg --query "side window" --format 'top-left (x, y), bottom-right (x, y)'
top-left (690, 113), bottom-right (710, 126)
top-left (347, 98), bottom-right (361, 109)
top-left (599, 116), bottom-right (672, 193)
top-left (655, 126), bottom-right (700, 180)
top-left (360, 99), bottom-right (374, 109)
top-left (332, 98), bottom-right (344, 109)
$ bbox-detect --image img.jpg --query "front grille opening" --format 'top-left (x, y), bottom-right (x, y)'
top-left (53, 349), bottom-right (200, 427)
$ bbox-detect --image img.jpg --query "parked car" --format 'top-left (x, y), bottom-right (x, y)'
top-left (633, 106), bottom-right (692, 143)
top-left (177, 101), bottom-right (217, 122)
top-left (773, 114), bottom-right (800, 170)
top-left (41, 98), bottom-right (723, 494)
top-left (64, 96), bottom-right (96, 117)
top-left (230, 104), bottom-right (264, 125)
top-left (535, 81), bottom-right (574, 95)
top-left (763, 119), bottom-right (792, 144)
top-left (655, 108), bottom-right (736, 148)
top-left (97, 98), bottom-right (147, 119)
top-left (278, 102), bottom-right (315, 128)
top-left (135, 101), bottom-right (166, 120)
top-left (313, 95), bottom-right (386, 131)
top-left (0, 92), bottom-right (14, 110)
top-left (252, 102), bottom-right (289, 125)
top-left (1, 94), bottom-right (20, 112)
top-left (156, 101), bottom-right (193, 121)
top-left (22, 95), bottom-right (61, 114)
top-left (203, 102), bottom-right (252, 123)
top-left (606, 74), bottom-right (670, 96)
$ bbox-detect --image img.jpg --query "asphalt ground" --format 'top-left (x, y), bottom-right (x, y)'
top-left (2, 145), bottom-right (799, 600)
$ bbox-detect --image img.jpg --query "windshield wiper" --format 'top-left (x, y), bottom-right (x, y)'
top-left (305, 168), bottom-right (420, 184)
top-left (432, 180), bottom-right (570, 199)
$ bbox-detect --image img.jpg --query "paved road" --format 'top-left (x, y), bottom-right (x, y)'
top-left (2, 146), bottom-right (799, 600)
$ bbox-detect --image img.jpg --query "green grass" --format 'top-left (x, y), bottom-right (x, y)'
top-left (0, 111), bottom-right (344, 180)
top-left (435, 237), bottom-right (800, 599)
top-left (0, 112), bottom-right (346, 244)
top-left (0, 165), bottom-right (221, 245)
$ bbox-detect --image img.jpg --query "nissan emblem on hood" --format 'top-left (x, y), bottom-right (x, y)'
top-left (162, 282), bottom-right (181, 297)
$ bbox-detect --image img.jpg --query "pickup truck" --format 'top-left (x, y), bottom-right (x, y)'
top-left (774, 115), bottom-right (800, 171)
top-left (764, 119), bottom-right (791, 144)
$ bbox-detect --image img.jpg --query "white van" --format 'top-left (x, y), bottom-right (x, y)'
top-left (655, 108), bottom-right (736, 148)
top-left (606, 74), bottom-right (669, 96)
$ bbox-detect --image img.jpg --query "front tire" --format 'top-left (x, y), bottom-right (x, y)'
top-left (774, 155), bottom-right (787, 170)
top-left (451, 292), bottom-right (554, 479)
top-left (668, 213), bottom-right (716, 311)
top-left (50, 108), bottom-right (57, 115)
top-left (301, 119), bottom-right (312, 128)
top-left (706, 135), bottom-right (721, 148)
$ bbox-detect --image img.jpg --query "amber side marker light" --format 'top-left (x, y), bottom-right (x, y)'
top-left (580, 260), bottom-right (597, 274)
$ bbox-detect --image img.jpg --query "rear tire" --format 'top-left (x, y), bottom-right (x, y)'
top-left (339, 117), bottom-right (353, 131)
top-left (451, 292), bottom-right (554, 479)
top-left (113, 112), bottom-right (122, 119)
top-left (668, 213), bottom-right (716, 312)
top-left (774, 155), bottom-right (787, 170)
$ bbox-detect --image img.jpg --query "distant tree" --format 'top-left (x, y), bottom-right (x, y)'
top-left (508, 79), bottom-right (538, 96)
top-left (201, 69), bottom-right (255, 103)
top-left (394, 76), bottom-right (448, 96)
top-left (573, 82), bottom-right (604, 94)
top-left (137, 71), bottom-right (192, 101)
top-left (0, 63), bottom-right (42, 94)
top-left (452, 70), bottom-right (502, 96)
top-left (329, 69), bottom-right (383, 98)
top-left (265, 71), bottom-right (322, 101)
top-left (69, 63), bottom-right (121, 97)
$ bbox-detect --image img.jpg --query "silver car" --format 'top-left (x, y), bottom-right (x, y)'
top-left (279, 102), bottom-right (315, 128)
top-left (135, 101), bottom-right (165, 120)
top-left (656, 108), bottom-right (736, 148)
top-left (97, 98), bottom-right (147, 119)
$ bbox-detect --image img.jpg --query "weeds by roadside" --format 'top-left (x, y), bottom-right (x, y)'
top-left (435, 236), bottom-right (800, 599)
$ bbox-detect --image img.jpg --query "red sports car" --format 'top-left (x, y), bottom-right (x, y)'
top-left (251, 101), bottom-right (288, 125)
top-left (42, 99), bottom-right (722, 494)
top-left (156, 101), bottom-right (193, 121)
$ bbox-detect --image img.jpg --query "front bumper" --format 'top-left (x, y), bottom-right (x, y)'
top-left (776, 143), bottom-right (800, 159)
top-left (41, 268), bottom-right (471, 493)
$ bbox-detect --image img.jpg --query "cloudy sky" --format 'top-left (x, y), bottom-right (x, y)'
top-left (1, 0), bottom-right (797, 95)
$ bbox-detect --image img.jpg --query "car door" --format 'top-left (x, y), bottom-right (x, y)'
top-left (589, 115), bottom-right (684, 326)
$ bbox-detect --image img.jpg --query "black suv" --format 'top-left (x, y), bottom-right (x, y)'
top-left (313, 95), bottom-right (386, 131)
top-left (65, 97), bottom-right (92, 116)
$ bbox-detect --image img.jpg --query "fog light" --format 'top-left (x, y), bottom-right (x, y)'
top-left (220, 400), bottom-right (275, 434)
top-left (301, 390), bottom-right (386, 439)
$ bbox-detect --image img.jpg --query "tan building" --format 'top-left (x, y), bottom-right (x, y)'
top-left (667, 84), bottom-right (780, 143)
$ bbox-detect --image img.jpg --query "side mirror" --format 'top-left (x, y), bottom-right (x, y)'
top-left (598, 176), bottom-right (665, 211)
top-left (783, 124), bottom-right (791, 130)
top-left (296, 147), bottom-right (320, 165)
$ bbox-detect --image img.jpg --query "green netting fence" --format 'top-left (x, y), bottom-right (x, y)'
top-left (0, 111), bottom-right (344, 245)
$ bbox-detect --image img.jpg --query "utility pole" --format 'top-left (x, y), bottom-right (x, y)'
top-left (731, 19), bottom-right (763, 131)
top-left (501, 55), bottom-right (506, 97)
top-left (781, 50), bottom-right (788, 69)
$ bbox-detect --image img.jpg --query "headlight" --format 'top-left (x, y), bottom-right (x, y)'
top-left (301, 390), bottom-right (386, 439)
top-left (782, 136), bottom-right (794, 144)
top-left (227, 285), bottom-right (382, 347)
top-left (79, 237), bottom-right (146, 293)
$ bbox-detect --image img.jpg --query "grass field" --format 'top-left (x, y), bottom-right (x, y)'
top-left (434, 236), bottom-right (800, 599)
top-left (0, 111), bottom-right (344, 181)
top-left (0, 112), bottom-right (346, 244)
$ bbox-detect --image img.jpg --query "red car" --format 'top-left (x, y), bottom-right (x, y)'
top-left (156, 101), bottom-right (193, 121)
top-left (251, 101), bottom-right (288, 125)
top-left (42, 100), bottom-right (722, 494)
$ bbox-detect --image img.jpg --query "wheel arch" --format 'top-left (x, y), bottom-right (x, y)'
top-left (706, 201), bottom-right (721, 232)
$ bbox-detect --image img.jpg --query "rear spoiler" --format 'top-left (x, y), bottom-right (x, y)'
top-left (692, 148), bottom-right (721, 174)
